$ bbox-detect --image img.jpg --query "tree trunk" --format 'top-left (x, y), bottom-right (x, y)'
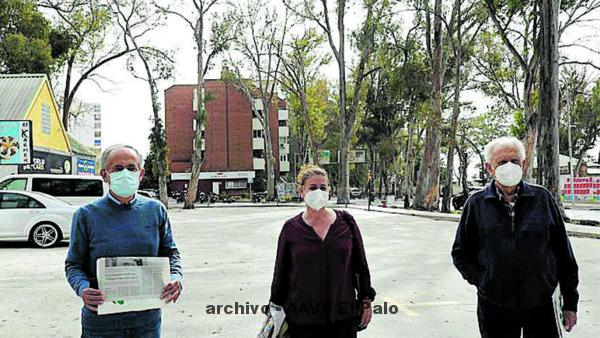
top-left (537, 0), bottom-right (560, 199)
top-left (522, 75), bottom-right (539, 181)
top-left (403, 122), bottom-right (414, 208)
top-left (413, 0), bottom-right (443, 211)
top-left (336, 0), bottom-right (349, 204)
top-left (62, 54), bottom-right (76, 131)
top-left (185, 16), bottom-right (206, 209)
top-left (263, 98), bottom-right (276, 200)
top-left (441, 0), bottom-right (462, 213)
top-left (301, 94), bottom-right (319, 164)
top-left (128, 29), bottom-right (168, 207)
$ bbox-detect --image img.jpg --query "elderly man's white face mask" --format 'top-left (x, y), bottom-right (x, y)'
top-left (495, 162), bottom-right (522, 187)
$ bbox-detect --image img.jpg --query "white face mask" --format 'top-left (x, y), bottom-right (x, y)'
top-left (304, 189), bottom-right (329, 211)
top-left (494, 162), bottom-right (522, 187)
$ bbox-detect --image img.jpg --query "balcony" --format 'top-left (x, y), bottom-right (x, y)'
top-left (280, 161), bottom-right (290, 172)
top-left (279, 143), bottom-right (289, 154)
top-left (278, 109), bottom-right (289, 121)
top-left (253, 137), bottom-right (264, 150)
top-left (278, 126), bottom-right (289, 137)
top-left (252, 118), bottom-right (262, 130)
top-left (253, 158), bottom-right (265, 170)
top-left (253, 99), bottom-right (263, 111)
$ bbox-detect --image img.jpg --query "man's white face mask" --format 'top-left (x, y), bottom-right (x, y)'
top-left (495, 162), bottom-right (522, 187)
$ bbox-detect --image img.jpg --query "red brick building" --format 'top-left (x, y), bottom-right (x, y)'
top-left (165, 79), bottom-right (290, 196)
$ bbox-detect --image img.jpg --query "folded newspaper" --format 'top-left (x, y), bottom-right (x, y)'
top-left (97, 257), bottom-right (169, 315)
top-left (553, 287), bottom-right (565, 338)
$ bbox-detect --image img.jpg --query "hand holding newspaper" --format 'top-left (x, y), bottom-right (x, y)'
top-left (96, 257), bottom-right (170, 315)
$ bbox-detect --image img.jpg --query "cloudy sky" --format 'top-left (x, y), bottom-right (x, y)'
top-left (64, 1), bottom-right (599, 162)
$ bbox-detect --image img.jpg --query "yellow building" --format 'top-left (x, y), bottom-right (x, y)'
top-left (0, 74), bottom-right (73, 175)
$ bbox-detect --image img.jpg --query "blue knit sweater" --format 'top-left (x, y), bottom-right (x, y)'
top-left (65, 194), bottom-right (183, 329)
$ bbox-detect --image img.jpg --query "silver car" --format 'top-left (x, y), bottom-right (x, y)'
top-left (0, 190), bottom-right (77, 248)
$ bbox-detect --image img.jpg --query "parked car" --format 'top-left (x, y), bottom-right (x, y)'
top-left (452, 186), bottom-right (485, 210)
top-left (137, 189), bottom-right (157, 199)
top-left (0, 190), bottom-right (77, 248)
top-left (0, 174), bottom-right (107, 205)
top-left (349, 187), bottom-right (363, 199)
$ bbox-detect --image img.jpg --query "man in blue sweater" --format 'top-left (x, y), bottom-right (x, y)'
top-left (65, 144), bottom-right (183, 337)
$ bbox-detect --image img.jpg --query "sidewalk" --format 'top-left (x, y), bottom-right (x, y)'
top-left (347, 204), bottom-right (600, 239)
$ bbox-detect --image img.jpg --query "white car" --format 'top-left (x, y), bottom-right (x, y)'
top-left (0, 174), bottom-right (107, 205)
top-left (0, 190), bottom-right (77, 248)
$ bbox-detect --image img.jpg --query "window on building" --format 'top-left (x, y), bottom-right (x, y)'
top-left (94, 114), bottom-right (101, 121)
top-left (253, 130), bottom-right (263, 138)
top-left (41, 103), bottom-right (51, 134)
top-left (280, 154), bottom-right (288, 162)
top-left (95, 131), bottom-right (102, 138)
top-left (225, 181), bottom-right (247, 190)
top-left (278, 120), bottom-right (287, 127)
top-left (201, 150), bottom-right (205, 160)
top-left (253, 150), bottom-right (264, 158)
top-left (201, 130), bottom-right (205, 139)
top-left (94, 122), bottom-right (101, 129)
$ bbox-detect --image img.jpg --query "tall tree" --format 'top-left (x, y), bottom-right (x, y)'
top-left (412, 0), bottom-right (446, 211)
top-left (0, 0), bottom-right (71, 75)
top-left (226, 0), bottom-right (288, 199)
top-left (110, 0), bottom-right (173, 207)
top-left (278, 28), bottom-right (331, 165)
top-left (154, 0), bottom-right (233, 209)
top-left (39, 0), bottom-right (136, 131)
top-left (559, 71), bottom-right (600, 176)
top-left (284, 0), bottom-right (381, 203)
top-left (440, 0), bottom-right (485, 213)
top-left (537, 0), bottom-right (560, 199)
top-left (481, 0), bottom-right (600, 179)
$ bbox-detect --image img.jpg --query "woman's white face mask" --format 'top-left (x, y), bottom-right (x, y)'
top-left (494, 162), bottom-right (522, 187)
top-left (304, 189), bottom-right (329, 211)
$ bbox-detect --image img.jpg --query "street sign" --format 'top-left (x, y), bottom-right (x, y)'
top-left (348, 149), bottom-right (366, 163)
top-left (0, 120), bottom-right (33, 165)
top-left (318, 150), bottom-right (331, 165)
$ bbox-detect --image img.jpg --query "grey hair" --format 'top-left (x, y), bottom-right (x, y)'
top-left (483, 137), bottom-right (526, 164)
top-left (101, 144), bottom-right (143, 169)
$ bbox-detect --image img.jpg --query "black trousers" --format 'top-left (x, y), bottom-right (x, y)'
top-left (477, 298), bottom-right (560, 338)
top-left (287, 318), bottom-right (357, 338)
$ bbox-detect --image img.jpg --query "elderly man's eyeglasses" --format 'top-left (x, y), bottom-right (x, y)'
top-left (496, 159), bottom-right (520, 166)
top-left (112, 164), bottom-right (139, 172)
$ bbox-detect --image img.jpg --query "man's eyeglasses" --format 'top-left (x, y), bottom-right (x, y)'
top-left (497, 159), bottom-right (520, 166)
top-left (111, 164), bottom-right (139, 172)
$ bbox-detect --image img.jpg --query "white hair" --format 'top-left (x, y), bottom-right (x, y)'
top-left (483, 137), bottom-right (526, 164)
top-left (101, 144), bottom-right (143, 169)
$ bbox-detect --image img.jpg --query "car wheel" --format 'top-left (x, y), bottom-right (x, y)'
top-left (30, 223), bottom-right (62, 248)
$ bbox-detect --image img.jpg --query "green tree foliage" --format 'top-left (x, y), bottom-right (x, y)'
top-left (0, 0), bottom-right (71, 74)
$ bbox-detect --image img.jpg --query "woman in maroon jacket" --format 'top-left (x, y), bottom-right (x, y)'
top-left (270, 165), bottom-right (376, 338)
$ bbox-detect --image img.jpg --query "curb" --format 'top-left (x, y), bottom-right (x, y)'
top-left (345, 205), bottom-right (600, 239)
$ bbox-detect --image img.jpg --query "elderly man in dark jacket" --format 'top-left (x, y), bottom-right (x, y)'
top-left (451, 137), bottom-right (579, 338)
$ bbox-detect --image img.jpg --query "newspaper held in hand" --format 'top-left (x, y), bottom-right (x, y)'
top-left (552, 287), bottom-right (564, 338)
top-left (97, 257), bottom-right (170, 315)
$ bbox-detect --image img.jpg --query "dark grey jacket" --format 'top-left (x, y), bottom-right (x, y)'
top-left (451, 180), bottom-right (579, 311)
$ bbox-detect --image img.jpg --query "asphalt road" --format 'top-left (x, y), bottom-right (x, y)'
top-left (0, 206), bottom-right (598, 337)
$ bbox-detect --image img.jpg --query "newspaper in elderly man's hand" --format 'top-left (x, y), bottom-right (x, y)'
top-left (97, 257), bottom-right (169, 315)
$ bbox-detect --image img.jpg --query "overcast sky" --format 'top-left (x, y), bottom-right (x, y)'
top-left (65, 1), bottom-right (600, 163)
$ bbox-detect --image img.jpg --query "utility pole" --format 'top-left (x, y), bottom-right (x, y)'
top-left (567, 91), bottom-right (576, 206)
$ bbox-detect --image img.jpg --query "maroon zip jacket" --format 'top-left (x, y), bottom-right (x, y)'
top-left (270, 209), bottom-right (376, 324)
